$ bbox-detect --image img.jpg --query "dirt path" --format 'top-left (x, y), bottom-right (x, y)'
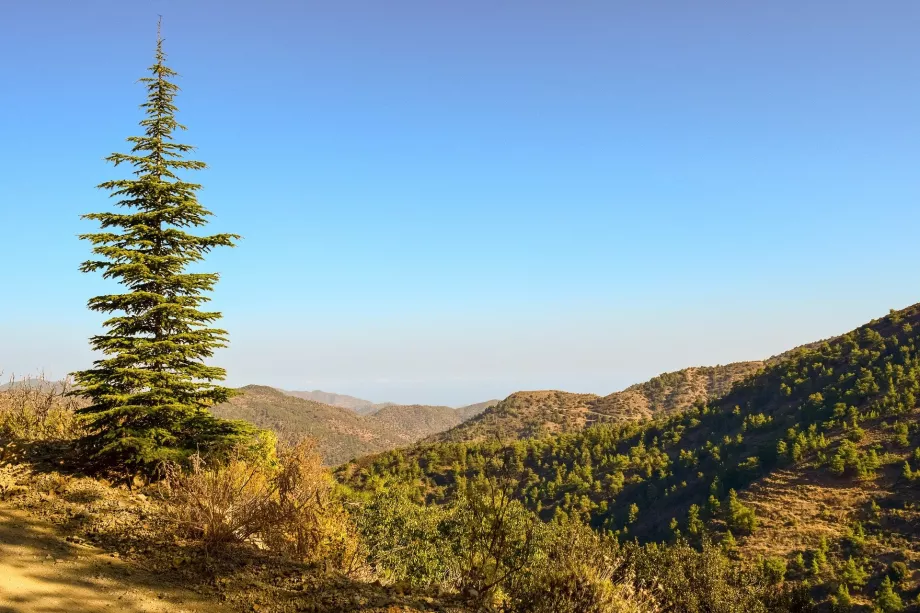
top-left (0, 506), bottom-right (227, 613)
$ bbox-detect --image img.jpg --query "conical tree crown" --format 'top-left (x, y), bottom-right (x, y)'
top-left (74, 27), bottom-right (262, 473)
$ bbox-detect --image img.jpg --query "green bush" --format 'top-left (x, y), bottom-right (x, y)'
top-left (762, 557), bottom-right (787, 585)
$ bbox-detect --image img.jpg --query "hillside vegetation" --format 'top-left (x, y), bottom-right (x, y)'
top-left (342, 304), bottom-right (920, 609)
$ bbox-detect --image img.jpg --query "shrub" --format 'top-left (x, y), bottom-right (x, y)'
top-left (160, 438), bottom-right (362, 572)
top-left (0, 375), bottom-right (84, 441)
top-left (355, 487), bottom-right (454, 588)
top-left (888, 561), bottom-right (909, 585)
top-left (261, 440), bottom-right (364, 571)
top-left (160, 451), bottom-right (275, 547)
top-left (629, 538), bottom-right (775, 613)
top-left (444, 476), bottom-right (538, 603)
top-left (761, 557), bottom-right (787, 585)
top-left (508, 518), bottom-right (658, 613)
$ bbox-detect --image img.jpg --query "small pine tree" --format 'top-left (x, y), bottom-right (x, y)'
top-left (721, 530), bottom-right (737, 553)
top-left (687, 503), bottom-right (704, 537)
top-left (726, 488), bottom-right (758, 535)
top-left (839, 557), bottom-right (867, 589)
top-left (792, 552), bottom-right (806, 574)
top-left (627, 503), bottom-right (639, 524)
top-left (874, 576), bottom-right (904, 612)
top-left (74, 23), bottom-right (263, 474)
top-left (831, 584), bottom-right (852, 612)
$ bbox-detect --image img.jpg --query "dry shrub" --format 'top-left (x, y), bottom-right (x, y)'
top-left (261, 440), bottom-right (365, 572)
top-left (160, 438), bottom-right (364, 573)
top-left (160, 452), bottom-right (274, 547)
top-left (0, 373), bottom-right (85, 441)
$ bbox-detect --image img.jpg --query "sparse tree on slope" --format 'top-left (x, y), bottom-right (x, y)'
top-left (74, 24), bottom-right (261, 474)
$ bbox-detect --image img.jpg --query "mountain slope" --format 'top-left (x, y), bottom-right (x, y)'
top-left (342, 304), bottom-right (920, 607)
top-left (281, 390), bottom-right (382, 415)
top-left (212, 386), bottom-right (405, 465)
top-left (455, 399), bottom-right (499, 421)
top-left (430, 362), bottom-right (766, 444)
top-left (365, 404), bottom-right (462, 444)
top-left (213, 387), bottom-right (497, 464)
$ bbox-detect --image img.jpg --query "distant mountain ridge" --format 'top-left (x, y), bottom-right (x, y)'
top-left (281, 389), bottom-right (384, 415)
top-left (280, 389), bottom-right (498, 418)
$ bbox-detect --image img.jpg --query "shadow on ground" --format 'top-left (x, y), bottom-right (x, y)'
top-left (0, 507), bottom-right (223, 613)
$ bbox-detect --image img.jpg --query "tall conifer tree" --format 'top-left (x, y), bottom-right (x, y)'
top-left (75, 23), bottom-right (257, 473)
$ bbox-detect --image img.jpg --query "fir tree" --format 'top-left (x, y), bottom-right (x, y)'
top-left (74, 23), bottom-right (261, 473)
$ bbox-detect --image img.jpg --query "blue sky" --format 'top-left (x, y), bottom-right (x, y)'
top-left (2, 1), bottom-right (919, 406)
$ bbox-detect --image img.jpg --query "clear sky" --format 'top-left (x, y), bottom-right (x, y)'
top-left (2, 1), bottom-right (919, 406)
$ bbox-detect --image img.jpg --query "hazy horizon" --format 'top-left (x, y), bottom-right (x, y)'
top-left (3, 1), bottom-right (920, 406)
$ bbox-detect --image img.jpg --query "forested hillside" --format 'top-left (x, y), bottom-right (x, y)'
top-left (342, 305), bottom-right (920, 608)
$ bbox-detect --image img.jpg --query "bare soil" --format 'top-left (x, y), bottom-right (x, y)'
top-left (0, 505), bottom-right (225, 613)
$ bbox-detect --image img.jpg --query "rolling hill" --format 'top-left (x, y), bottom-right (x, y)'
top-left (212, 387), bottom-right (498, 464)
top-left (280, 389), bottom-right (384, 415)
top-left (429, 361), bottom-right (767, 444)
top-left (211, 386), bottom-right (404, 464)
top-left (341, 304), bottom-right (920, 608)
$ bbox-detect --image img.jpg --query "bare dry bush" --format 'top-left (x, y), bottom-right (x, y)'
top-left (159, 452), bottom-right (274, 547)
top-left (262, 440), bottom-right (365, 572)
top-left (0, 373), bottom-right (85, 441)
top-left (159, 438), bottom-right (364, 573)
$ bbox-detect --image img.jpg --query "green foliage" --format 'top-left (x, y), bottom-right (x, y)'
top-left (355, 487), bottom-right (452, 588)
top-left (831, 584), bottom-right (852, 612)
top-left (761, 557), bottom-right (787, 585)
top-left (445, 476), bottom-right (539, 602)
top-left (839, 557), bottom-right (868, 589)
top-left (345, 305), bottom-right (920, 551)
top-left (630, 538), bottom-right (813, 613)
top-left (73, 30), bottom-right (254, 474)
top-left (338, 305), bottom-right (920, 608)
top-left (874, 576), bottom-right (904, 612)
top-left (888, 561), bottom-right (909, 585)
top-left (508, 518), bottom-right (655, 613)
top-left (726, 489), bottom-right (757, 535)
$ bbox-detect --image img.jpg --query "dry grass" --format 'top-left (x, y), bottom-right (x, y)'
top-left (738, 468), bottom-right (875, 559)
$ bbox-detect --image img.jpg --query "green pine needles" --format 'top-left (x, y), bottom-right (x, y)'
top-left (74, 27), bottom-right (265, 475)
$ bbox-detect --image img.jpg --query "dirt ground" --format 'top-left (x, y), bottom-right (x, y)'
top-left (0, 505), bottom-right (226, 613)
